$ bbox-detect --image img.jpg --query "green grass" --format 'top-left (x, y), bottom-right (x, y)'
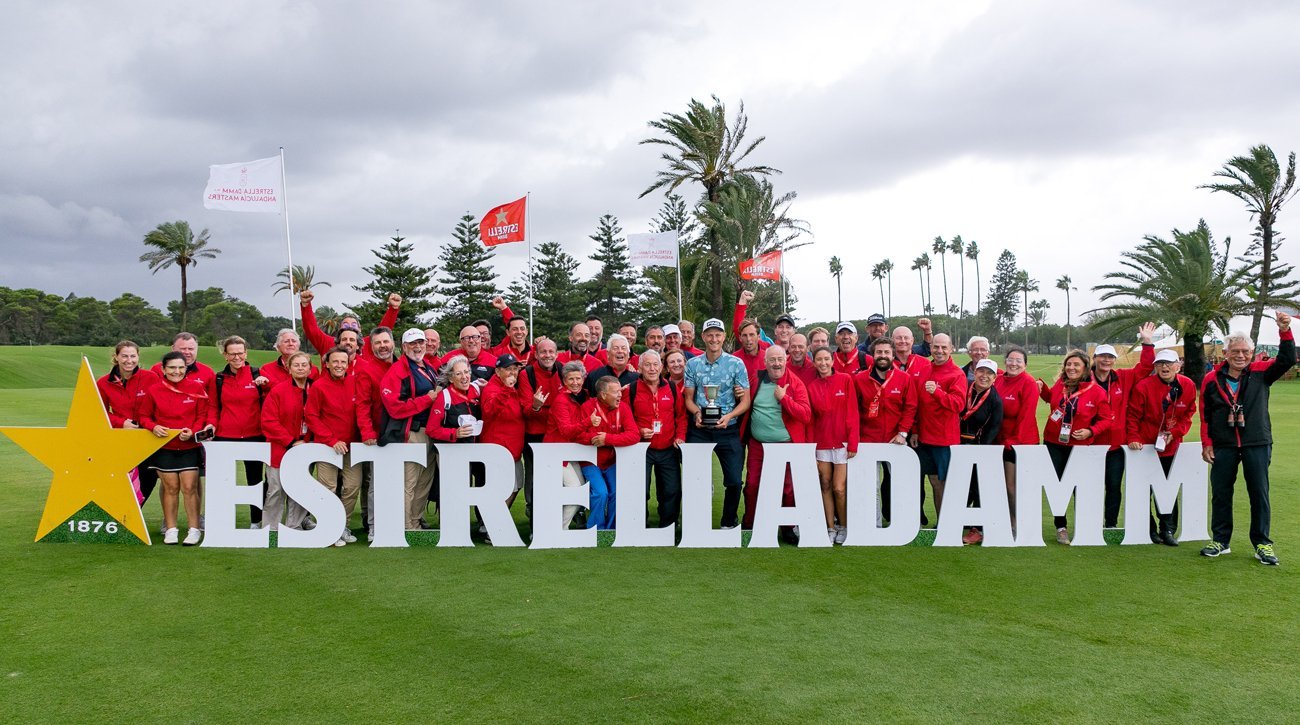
top-left (1, 347), bottom-right (1296, 721)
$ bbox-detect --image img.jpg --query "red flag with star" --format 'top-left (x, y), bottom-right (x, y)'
top-left (739, 250), bottom-right (782, 280)
top-left (479, 196), bottom-right (527, 246)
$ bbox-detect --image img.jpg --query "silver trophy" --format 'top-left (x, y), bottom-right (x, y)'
top-left (702, 384), bottom-right (722, 426)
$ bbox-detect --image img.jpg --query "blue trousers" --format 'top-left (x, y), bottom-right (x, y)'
top-left (581, 464), bottom-right (617, 529)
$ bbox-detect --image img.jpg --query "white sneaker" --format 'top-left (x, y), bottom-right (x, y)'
top-left (249, 522), bottom-right (261, 530)
top-left (834, 526), bottom-right (847, 545)
top-left (342, 529), bottom-right (357, 543)
top-left (199, 515), bottom-right (205, 532)
top-left (367, 530), bottom-right (374, 543)
top-left (183, 528), bottom-right (201, 546)
top-left (163, 528), bottom-right (179, 545)
top-left (827, 528), bottom-right (836, 544)
top-left (477, 523), bottom-right (487, 535)
top-left (333, 536), bottom-right (347, 547)
top-left (303, 515), bottom-right (316, 531)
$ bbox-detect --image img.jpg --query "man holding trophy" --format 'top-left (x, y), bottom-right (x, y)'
top-left (684, 318), bottom-right (752, 529)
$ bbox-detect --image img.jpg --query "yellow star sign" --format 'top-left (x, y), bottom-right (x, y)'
top-left (0, 358), bottom-right (175, 544)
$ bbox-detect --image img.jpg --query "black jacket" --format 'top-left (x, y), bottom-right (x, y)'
top-left (1200, 333), bottom-right (1295, 449)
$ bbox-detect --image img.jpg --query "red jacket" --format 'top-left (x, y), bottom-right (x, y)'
top-left (578, 398), bottom-right (640, 468)
top-left (138, 377), bottom-right (214, 451)
top-left (629, 378), bottom-right (689, 449)
top-left (833, 349), bottom-right (872, 376)
top-left (214, 364), bottom-right (264, 439)
top-left (522, 363), bottom-right (564, 436)
top-left (742, 368), bottom-right (812, 443)
top-left (787, 357), bottom-right (817, 387)
top-left (594, 347), bottom-right (641, 370)
top-left (150, 360), bottom-right (217, 402)
top-left (1127, 374), bottom-right (1196, 457)
top-left (261, 379), bottom-right (312, 467)
top-left (733, 344), bottom-right (769, 381)
top-left (490, 340), bottom-right (535, 367)
top-left (894, 351), bottom-right (932, 382)
top-left (544, 391), bottom-right (588, 443)
top-left (994, 371), bottom-right (1041, 446)
top-left (480, 374), bottom-right (529, 460)
top-left (807, 372), bottom-right (860, 453)
top-left (915, 359), bottom-right (968, 446)
top-left (305, 373), bottom-right (360, 447)
top-left (1040, 379), bottom-right (1113, 446)
top-left (97, 367), bottom-right (160, 428)
top-left (854, 366), bottom-right (917, 443)
top-left (260, 356), bottom-right (320, 389)
top-left (428, 385), bottom-right (481, 444)
top-left (379, 356), bottom-right (439, 443)
top-left (300, 300), bottom-right (398, 362)
top-left (354, 354), bottom-right (395, 442)
top-left (1091, 344), bottom-right (1155, 449)
top-left (556, 349), bottom-right (604, 372)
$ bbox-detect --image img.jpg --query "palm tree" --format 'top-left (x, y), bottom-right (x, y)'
top-left (881, 259), bottom-right (894, 317)
top-left (1090, 220), bottom-right (1281, 385)
top-left (871, 262), bottom-right (886, 317)
top-left (273, 264), bottom-right (332, 296)
top-left (1015, 270), bottom-right (1038, 348)
top-left (921, 252), bottom-right (933, 314)
top-left (911, 255), bottom-right (928, 313)
top-left (932, 236), bottom-right (950, 319)
top-left (950, 235), bottom-right (966, 320)
top-left (1028, 299), bottom-right (1051, 353)
top-left (697, 173), bottom-right (812, 306)
top-left (1200, 144), bottom-right (1297, 340)
top-left (1055, 275), bottom-right (1076, 348)
top-left (829, 256), bottom-right (844, 321)
top-left (640, 96), bottom-right (780, 317)
top-left (139, 220), bottom-right (221, 330)
top-left (966, 240), bottom-right (981, 315)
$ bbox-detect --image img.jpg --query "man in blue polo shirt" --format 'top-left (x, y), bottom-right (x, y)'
top-left (684, 317), bottom-right (752, 529)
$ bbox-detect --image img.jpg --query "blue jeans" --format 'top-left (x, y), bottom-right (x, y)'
top-left (581, 464), bottom-right (617, 529)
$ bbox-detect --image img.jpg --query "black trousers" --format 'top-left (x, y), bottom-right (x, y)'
top-left (214, 435), bottom-right (265, 524)
top-left (645, 446), bottom-right (682, 526)
top-left (1149, 454), bottom-right (1178, 538)
top-left (1210, 445), bottom-right (1272, 547)
top-left (521, 433), bottom-right (545, 520)
top-left (1046, 443), bottom-right (1072, 530)
top-left (879, 461), bottom-right (929, 526)
top-left (138, 466), bottom-right (159, 504)
top-left (686, 424), bottom-right (744, 528)
top-left (1102, 446), bottom-right (1125, 528)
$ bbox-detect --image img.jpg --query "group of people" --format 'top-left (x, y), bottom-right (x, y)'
top-left (95, 287), bottom-right (1292, 565)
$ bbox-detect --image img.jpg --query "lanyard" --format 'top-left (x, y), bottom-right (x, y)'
top-left (642, 381), bottom-right (661, 421)
top-left (1058, 383), bottom-right (1087, 422)
top-left (595, 404), bottom-right (621, 430)
top-left (872, 369), bottom-right (899, 404)
top-left (1213, 370), bottom-right (1241, 409)
top-left (963, 386), bottom-right (992, 421)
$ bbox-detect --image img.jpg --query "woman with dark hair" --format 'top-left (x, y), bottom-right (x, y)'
top-left (139, 350), bottom-right (215, 545)
top-left (1038, 349), bottom-right (1113, 545)
top-left (97, 340), bottom-right (161, 503)
top-left (213, 335), bottom-right (270, 528)
top-left (807, 345), bottom-right (859, 544)
top-left (995, 346), bottom-right (1039, 535)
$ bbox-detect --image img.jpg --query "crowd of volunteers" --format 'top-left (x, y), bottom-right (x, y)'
top-left (95, 286), bottom-right (1292, 564)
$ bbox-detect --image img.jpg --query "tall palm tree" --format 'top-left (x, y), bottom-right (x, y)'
top-left (1028, 299), bottom-right (1051, 353)
top-left (930, 237), bottom-right (951, 319)
top-left (881, 258), bottom-right (894, 318)
top-left (1055, 275), bottom-right (1076, 348)
top-left (139, 220), bottom-right (221, 330)
top-left (1090, 220), bottom-right (1279, 385)
top-left (911, 255), bottom-right (928, 313)
top-left (966, 240), bottom-right (981, 315)
top-left (920, 252), bottom-right (933, 314)
top-left (640, 96), bottom-right (780, 317)
top-left (829, 256), bottom-right (844, 321)
top-left (1200, 144), bottom-right (1297, 340)
top-left (697, 173), bottom-right (812, 306)
top-left (950, 235), bottom-right (966, 319)
top-left (870, 262), bottom-right (884, 316)
top-left (1015, 270), bottom-right (1038, 348)
top-left (273, 264), bottom-right (332, 296)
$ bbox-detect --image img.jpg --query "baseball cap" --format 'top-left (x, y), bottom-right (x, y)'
top-left (1094, 344), bottom-right (1118, 357)
top-left (836, 321), bottom-right (856, 334)
top-left (1154, 350), bottom-right (1179, 363)
top-left (775, 314), bottom-right (796, 327)
top-left (867, 313), bottom-right (887, 325)
top-left (401, 328), bottom-right (425, 344)
top-left (495, 353), bottom-right (524, 369)
top-left (975, 359), bottom-right (998, 373)
top-left (662, 323), bottom-right (682, 337)
top-left (702, 318), bottom-right (725, 332)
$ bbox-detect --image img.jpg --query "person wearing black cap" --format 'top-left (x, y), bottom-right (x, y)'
top-left (772, 313), bottom-right (797, 349)
top-left (859, 316), bottom-right (933, 357)
top-left (684, 317), bottom-right (752, 528)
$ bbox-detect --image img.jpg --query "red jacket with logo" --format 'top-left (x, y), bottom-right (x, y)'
top-left (833, 349), bottom-right (872, 376)
top-left (379, 356), bottom-right (439, 443)
top-left (1039, 379), bottom-right (1113, 446)
top-left (787, 357), bottom-right (817, 386)
top-left (261, 379), bottom-right (311, 467)
top-left (742, 368), bottom-right (811, 444)
top-left (807, 372), bottom-right (860, 453)
top-left (522, 363), bottom-right (564, 436)
top-left (994, 371), bottom-right (1041, 446)
top-left (214, 364), bottom-right (263, 439)
top-left (97, 367), bottom-right (160, 428)
top-left (1091, 344), bottom-right (1155, 449)
top-left (915, 359), bottom-right (968, 446)
top-left (630, 378), bottom-right (689, 449)
top-left (260, 356), bottom-right (320, 389)
top-left (138, 377), bottom-right (214, 451)
top-left (305, 373), bottom-right (360, 447)
top-left (1127, 374), bottom-right (1196, 457)
top-left (578, 398), bottom-right (640, 468)
top-left (480, 374), bottom-right (529, 460)
top-left (854, 366), bottom-right (917, 443)
top-left (556, 349), bottom-right (604, 373)
top-left (300, 300), bottom-right (397, 363)
top-left (544, 391), bottom-right (587, 444)
top-left (354, 354), bottom-right (395, 442)
top-left (149, 360), bottom-right (217, 402)
top-left (893, 351), bottom-right (931, 383)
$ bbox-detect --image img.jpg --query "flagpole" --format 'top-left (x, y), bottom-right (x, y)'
top-left (780, 250), bottom-right (787, 315)
top-left (526, 192), bottom-right (534, 341)
top-left (675, 232), bottom-right (683, 323)
top-left (279, 146), bottom-right (296, 332)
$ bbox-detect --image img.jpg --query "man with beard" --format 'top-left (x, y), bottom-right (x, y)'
top-left (355, 326), bottom-right (400, 540)
top-left (557, 321), bottom-right (603, 372)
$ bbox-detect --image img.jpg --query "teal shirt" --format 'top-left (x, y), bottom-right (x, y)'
top-left (684, 351), bottom-right (750, 427)
top-left (750, 381), bottom-right (791, 442)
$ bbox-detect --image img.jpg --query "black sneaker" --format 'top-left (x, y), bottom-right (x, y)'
top-left (1161, 529), bottom-right (1179, 547)
top-left (1255, 544), bottom-right (1279, 566)
top-left (1200, 541), bottom-right (1230, 557)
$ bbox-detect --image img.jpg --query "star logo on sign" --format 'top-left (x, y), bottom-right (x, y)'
top-left (495, 208), bottom-right (509, 226)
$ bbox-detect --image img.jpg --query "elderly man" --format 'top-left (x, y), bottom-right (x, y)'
top-left (741, 345), bottom-right (811, 531)
top-left (1199, 313), bottom-right (1294, 564)
top-left (679, 319), bottom-right (704, 356)
top-left (423, 329), bottom-right (441, 363)
top-left (1090, 322), bottom-right (1156, 528)
top-left (833, 322), bottom-right (870, 374)
top-left (587, 333), bottom-right (640, 395)
top-left (644, 325), bottom-right (666, 354)
top-left (628, 350), bottom-right (687, 527)
top-left (380, 328), bottom-right (444, 530)
top-left (1127, 349), bottom-right (1197, 546)
top-left (684, 318), bottom-right (752, 528)
top-left (579, 375), bottom-right (641, 529)
top-left (261, 328), bottom-right (318, 388)
top-left (892, 326), bottom-right (931, 380)
top-left (914, 333), bottom-right (967, 523)
top-left (440, 325), bottom-right (498, 382)
top-left (597, 323), bottom-right (641, 367)
top-left (960, 336), bottom-right (992, 383)
top-left (557, 321), bottom-right (603, 372)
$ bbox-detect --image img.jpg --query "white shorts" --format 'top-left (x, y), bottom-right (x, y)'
top-left (815, 447), bottom-right (849, 464)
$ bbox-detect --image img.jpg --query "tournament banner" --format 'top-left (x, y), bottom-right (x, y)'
top-left (202, 156), bottom-right (284, 213)
top-left (740, 250), bottom-right (782, 280)
top-left (479, 196), bottom-right (527, 246)
top-left (627, 231), bottom-right (679, 267)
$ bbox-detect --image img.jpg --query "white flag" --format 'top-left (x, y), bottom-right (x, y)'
top-left (202, 156), bottom-right (283, 213)
top-left (627, 231), bottom-right (679, 267)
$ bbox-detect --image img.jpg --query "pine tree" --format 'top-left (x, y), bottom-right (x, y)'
top-left (983, 249), bottom-right (1021, 338)
top-left (506, 241), bottom-right (586, 343)
top-left (350, 234), bottom-right (438, 328)
top-left (582, 214), bottom-right (641, 321)
top-left (435, 214), bottom-right (501, 335)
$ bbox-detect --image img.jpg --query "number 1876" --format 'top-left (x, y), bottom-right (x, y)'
top-left (67, 520), bottom-right (119, 534)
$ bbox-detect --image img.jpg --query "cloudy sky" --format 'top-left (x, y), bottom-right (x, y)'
top-left (3, 0), bottom-right (1299, 334)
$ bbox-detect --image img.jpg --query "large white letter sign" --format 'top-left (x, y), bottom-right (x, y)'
top-left (348, 443), bottom-right (423, 548)
top-left (277, 443), bottom-right (347, 549)
top-left (1013, 445), bottom-right (1106, 546)
top-left (201, 441), bottom-right (270, 549)
top-left (748, 443), bottom-right (828, 548)
top-left (435, 443), bottom-right (525, 547)
top-left (1122, 446), bottom-right (1209, 545)
top-left (613, 443), bottom-right (674, 548)
top-left (844, 444), bottom-right (921, 547)
top-left (934, 446), bottom-right (1014, 547)
top-left (678, 443), bottom-right (741, 548)
top-left (529, 443), bottom-right (597, 549)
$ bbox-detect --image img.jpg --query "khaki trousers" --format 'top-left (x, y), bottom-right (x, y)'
top-left (405, 430), bottom-right (436, 530)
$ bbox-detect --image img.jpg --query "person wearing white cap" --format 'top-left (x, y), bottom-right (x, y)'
top-left (379, 328), bottom-right (444, 529)
top-left (958, 358), bottom-right (1004, 545)
top-left (662, 323), bottom-right (695, 361)
top-left (1125, 349), bottom-right (1197, 546)
top-left (1090, 322), bottom-right (1157, 529)
top-left (683, 317), bottom-right (751, 528)
top-left (833, 322), bottom-right (870, 374)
